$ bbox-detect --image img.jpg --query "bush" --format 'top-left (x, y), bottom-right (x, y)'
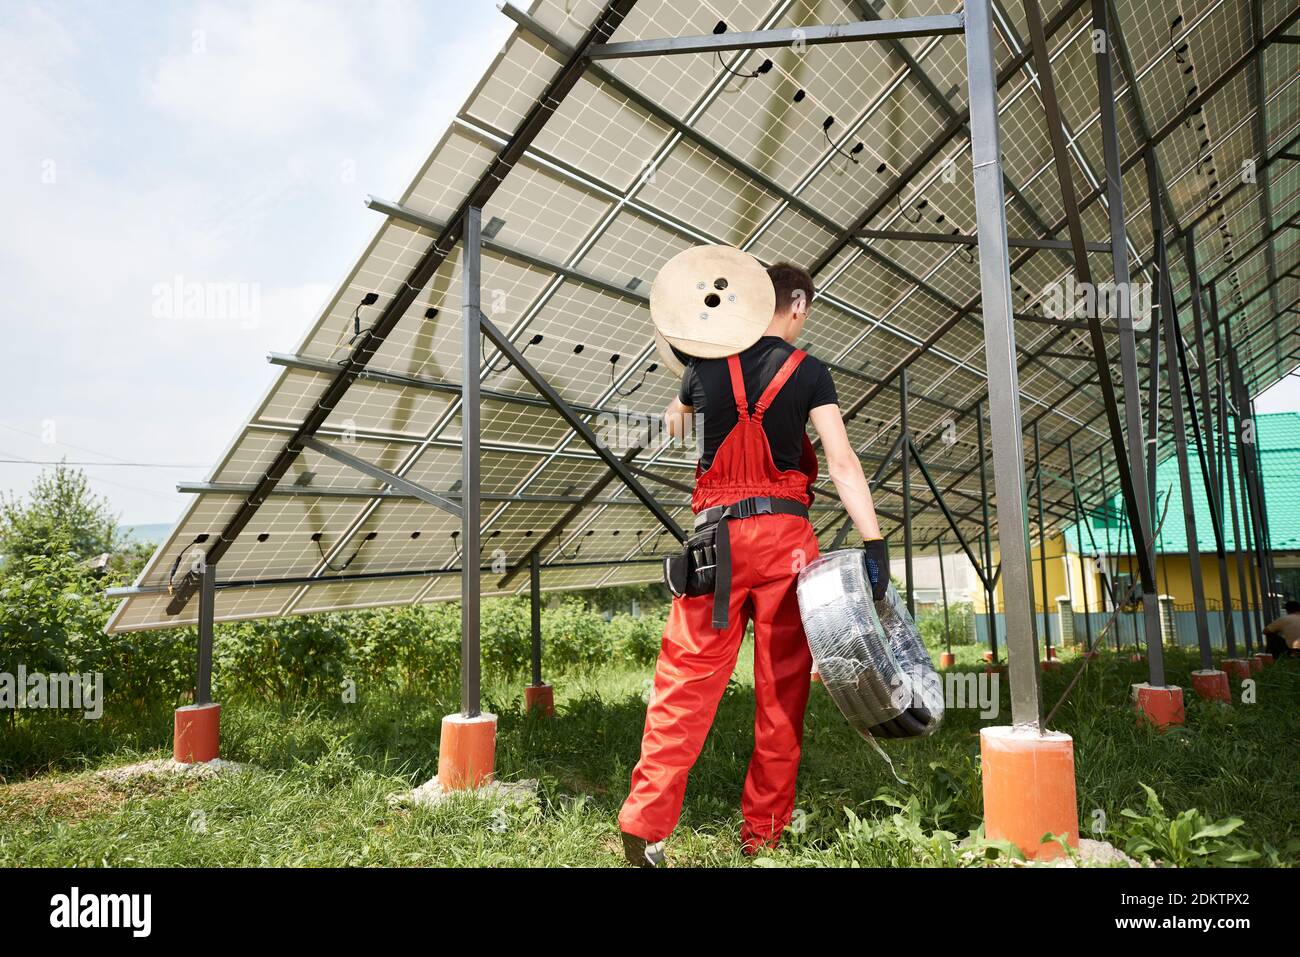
top-left (605, 610), bottom-right (667, 666)
top-left (917, 600), bottom-right (975, 648)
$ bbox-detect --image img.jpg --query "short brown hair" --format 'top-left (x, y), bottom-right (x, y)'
top-left (767, 262), bottom-right (815, 316)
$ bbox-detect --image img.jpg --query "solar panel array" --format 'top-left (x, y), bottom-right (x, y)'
top-left (107, 0), bottom-right (1299, 633)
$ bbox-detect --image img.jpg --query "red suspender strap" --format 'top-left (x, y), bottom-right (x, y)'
top-left (753, 350), bottom-right (807, 419)
top-left (726, 354), bottom-right (749, 418)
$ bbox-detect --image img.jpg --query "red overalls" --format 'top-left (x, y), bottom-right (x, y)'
top-left (619, 349), bottom-right (821, 849)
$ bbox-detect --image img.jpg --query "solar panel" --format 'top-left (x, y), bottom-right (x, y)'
top-left (107, 0), bottom-right (1299, 633)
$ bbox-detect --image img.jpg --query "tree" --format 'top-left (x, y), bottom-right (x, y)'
top-left (0, 464), bottom-right (119, 566)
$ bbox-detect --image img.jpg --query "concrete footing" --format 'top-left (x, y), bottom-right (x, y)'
top-left (1222, 658), bottom-right (1252, 680)
top-left (1132, 683), bottom-right (1185, 729)
top-left (524, 683), bottom-right (554, 717)
top-left (174, 703), bottom-right (221, 764)
top-left (980, 726), bottom-right (1078, 860)
top-left (436, 712), bottom-right (497, 791)
top-left (1190, 669), bottom-right (1231, 703)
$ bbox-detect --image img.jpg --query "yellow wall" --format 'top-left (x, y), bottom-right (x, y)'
top-left (971, 536), bottom-right (1251, 614)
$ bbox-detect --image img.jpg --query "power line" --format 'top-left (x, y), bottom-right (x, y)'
top-left (0, 459), bottom-right (204, 468)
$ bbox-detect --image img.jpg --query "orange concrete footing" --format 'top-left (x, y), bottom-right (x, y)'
top-left (524, 683), bottom-right (554, 717)
top-left (1128, 653), bottom-right (1145, 663)
top-left (1254, 653), bottom-right (1274, 668)
top-left (1082, 649), bottom-right (1101, 660)
top-left (982, 650), bottom-right (995, 663)
top-left (1190, 669), bottom-right (1231, 703)
top-left (980, 727), bottom-right (1078, 860)
top-left (983, 664), bottom-right (1004, 676)
top-left (1222, 658), bottom-right (1252, 680)
top-left (939, 652), bottom-right (956, 668)
top-left (810, 665), bottom-right (822, 683)
top-left (1040, 659), bottom-right (1062, 672)
top-left (1046, 646), bottom-right (1057, 659)
top-left (1247, 656), bottom-right (1263, 674)
top-left (436, 712), bottom-right (497, 791)
top-left (1133, 683), bottom-right (1185, 729)
top-left (174, 703), bottom-right (221, 764)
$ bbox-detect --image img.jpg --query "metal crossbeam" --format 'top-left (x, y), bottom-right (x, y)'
top-left (301, 436), bottom-right (462, 517)
top-left (586, 15), bottom-right (965, 59)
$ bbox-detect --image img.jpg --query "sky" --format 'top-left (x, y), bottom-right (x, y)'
top-left (0, 0), bottom-right (512, 526)
top-left (1, 0), bottom-right (1297, 530)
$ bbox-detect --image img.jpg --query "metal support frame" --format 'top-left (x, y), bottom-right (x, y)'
top-left (301, 437), bottom-right (463, 517)
top-left (1224, 318), bottom-right (1269, 639)
top-left (529, 552), bottom-right (543, 688)
top-left (1212, 283), bottom-right (1256, 651)
top-left (853, 228), bottom-right (1109, 252)
top-left (461, 206), bottom-right (483, 718)
top-left (586, 14), bottom-right (965, 59)
top-left (1230, 346), bottom-right (1277, 622)
top-left (900, 368), bottom-right (914, 616)
top-left (1246, 389), bottom-right (1279, 616)
top-left (1155, 226), bottom-right (1213, 670)
top-left (1184, 236), bottom-right (1238, 656)
top-left (937, 535), bottom-right (952, 654)
top-left (966, 0), bottom-right (1040, 726)
top-left (1034, 0), bottom-right (1170, 686)
top-left (1066, 439), bottom-right (1093, 650)
top-left (1032, 421), bottom-right (1050, 654)
top-left (195, 559), bottom-right (216, 706)
top-left (909, 439), bottom-right (990, 590)
top-left (976, 400), bottom-right (999, 661)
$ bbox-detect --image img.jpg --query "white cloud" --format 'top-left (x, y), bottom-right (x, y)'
top-left (147, 0), bottom-right (393, 135)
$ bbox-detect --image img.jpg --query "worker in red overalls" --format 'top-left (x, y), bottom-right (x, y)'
top-left (620, 263), bottom-right (889, 866)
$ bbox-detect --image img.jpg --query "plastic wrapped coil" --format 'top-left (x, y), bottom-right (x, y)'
top-left (796, 549), bottom-right (944, 739)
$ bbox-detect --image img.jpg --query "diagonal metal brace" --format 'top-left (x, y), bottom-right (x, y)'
top-left (301, 436), bottom-right (462, 518)
top-left (477, 309), bottom-right (685, 543)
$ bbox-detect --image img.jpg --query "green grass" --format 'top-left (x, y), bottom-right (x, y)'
top-left (1, 645), bottom-right (1296, 867)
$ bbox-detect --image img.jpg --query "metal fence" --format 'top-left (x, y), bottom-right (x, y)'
top-left (975, 609), bottom-right (1266, 651)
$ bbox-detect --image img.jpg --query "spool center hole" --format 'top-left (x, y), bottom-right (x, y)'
top-left (704, 293), bottom-right (721, 308)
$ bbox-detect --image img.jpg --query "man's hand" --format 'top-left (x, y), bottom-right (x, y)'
top-left (862, 538), bottom-right (889, 601)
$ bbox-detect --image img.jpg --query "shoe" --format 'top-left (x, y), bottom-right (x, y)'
top-left (621, 831), bottom-right (666, 868)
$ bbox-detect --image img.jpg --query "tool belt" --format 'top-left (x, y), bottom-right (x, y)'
top-left (661, 495), bottom-right (810, 629)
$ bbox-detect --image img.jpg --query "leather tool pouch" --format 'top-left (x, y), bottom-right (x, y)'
top-left (662, 523), bottom-right (718, 597)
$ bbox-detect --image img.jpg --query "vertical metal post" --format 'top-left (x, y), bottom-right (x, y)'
top-left (966, 0), bottom-right (1042, 726)
top-left (937, 536), bottom-right (952, 654)
top-left (1033, 421), bottom-right (1050, 655)
top-left (1097, 447), bottom-right (1114, 621)
top-left (1067, 439), bottom-right (1093, 650)
top-left (1224, 324), bottom-right (1270, 632)
top-left (1095, 0), bottom-right (1165, 683)
top-left (195, 560), bottom-right (216, 706)
top-left (1184, 239), bottom-right (1238, 656)
top-left (460, 206), bottom-right (483, 718)
top-left (1231, 351), bottom-right (1274, 625)
top-left (900, 368), bottom-right (915, 616)
top-left (529, 551), bottom-right (543, 687)
top-left (1212, 284), bottom-right (1255, 652)
top-left (1156, 232), bottom-right (1213, 670)
top-left (976, 400), bottom-right (999, 661)
top-left (1244, 390), bottom-right (1278, 618)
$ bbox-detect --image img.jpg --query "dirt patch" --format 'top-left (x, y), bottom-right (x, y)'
top-left (0, 774), bottom-right (129, 823)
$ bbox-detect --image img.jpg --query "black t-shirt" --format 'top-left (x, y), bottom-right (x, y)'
top-left (678, 337), bottom-right (838, 472)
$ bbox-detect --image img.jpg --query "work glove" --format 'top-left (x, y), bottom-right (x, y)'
top-left (862, 538), bottom-right (889, 602)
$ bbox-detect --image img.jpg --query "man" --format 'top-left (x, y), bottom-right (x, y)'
top-left (1263, 599), bottom-right (1300, 659)
top-left (619, 262), bottom-right (888, 866)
